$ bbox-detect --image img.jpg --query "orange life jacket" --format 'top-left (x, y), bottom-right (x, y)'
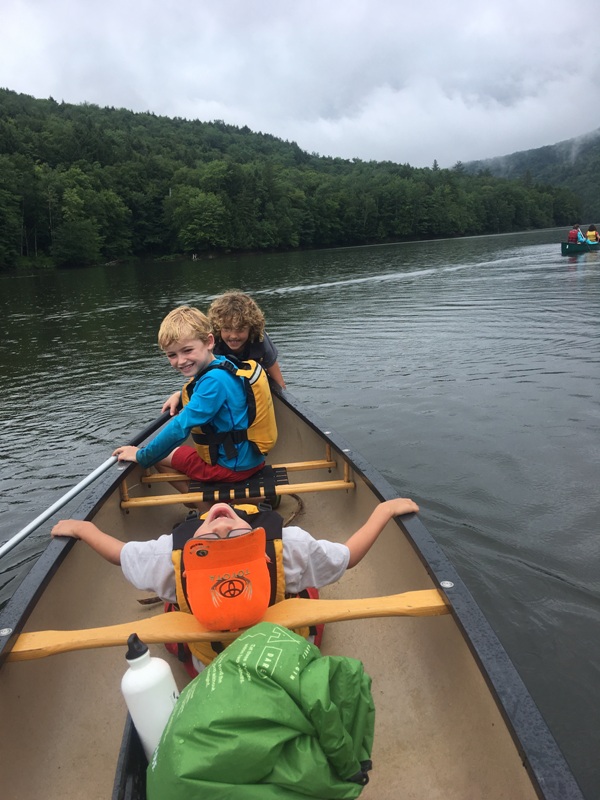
top-left (171, 505), bottom-right (312, 666)
top-left (182, 527), bottom-right (271, 632)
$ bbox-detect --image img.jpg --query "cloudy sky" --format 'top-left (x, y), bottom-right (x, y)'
top-left (2, 0), bottom-right (600, 168)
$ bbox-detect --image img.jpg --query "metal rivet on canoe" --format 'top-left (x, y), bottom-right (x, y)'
top-left (440, 581), bottom-right (454, 589)
top-left (0, 628), bottom-right (13, 636)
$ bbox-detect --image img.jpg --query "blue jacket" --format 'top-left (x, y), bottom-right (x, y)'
top-left (136, 356), bottom-right (264, 471)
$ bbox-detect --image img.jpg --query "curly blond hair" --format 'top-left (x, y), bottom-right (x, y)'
top-left (157, 306), bottom-right (212, 350)
top-left (208, 291), bottom-right (265, 343)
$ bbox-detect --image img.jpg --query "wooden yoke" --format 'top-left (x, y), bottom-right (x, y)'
top-left (8, 590), bottom-right (450, 662)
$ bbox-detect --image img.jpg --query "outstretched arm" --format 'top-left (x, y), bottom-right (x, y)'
top-left (51, 520), bottom-right (124, 565)
top-left (345, 497), bottom-right (419, 569)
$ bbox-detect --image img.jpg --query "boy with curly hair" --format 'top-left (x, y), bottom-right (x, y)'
top-left (208, 290), bottom-right (286, 388)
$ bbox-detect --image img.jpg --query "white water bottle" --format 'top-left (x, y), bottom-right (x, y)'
top-left (121, 633), bottom-right (180, 761)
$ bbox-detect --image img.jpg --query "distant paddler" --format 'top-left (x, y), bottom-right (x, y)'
top-left (585, 224), bottom-right (600, 244)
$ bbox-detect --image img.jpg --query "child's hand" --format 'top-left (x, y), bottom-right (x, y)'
top-left (386, 497), bottom-right (419, 517)
top-left (113, 445), bottom-right (139, 463)
top-left (51, 520), bottom-right (86, 539)
top-left (161, 392), bottom-right (182, 416)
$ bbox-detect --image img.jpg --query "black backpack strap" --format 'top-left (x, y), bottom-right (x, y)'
top-left (188, 357), bottom-right (256, 461)
top-left (172, 518), bottom-right (203, 550)
top-left (183, 360), bottom-right (222, 400)
top-left (191, 425), bottom-right (244, 462)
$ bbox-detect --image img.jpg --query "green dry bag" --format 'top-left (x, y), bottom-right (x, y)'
top-left (147, 622), bottom-right (375, 799)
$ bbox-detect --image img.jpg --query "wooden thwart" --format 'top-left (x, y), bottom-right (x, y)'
top-left (120, 457), bottom-right (354, 509)
top-left (121, 479), bottom-right (354, 508)
top-left (8, 589), bottom-right (449, 662)
top-left (141, 458), bottom-right (338, 484)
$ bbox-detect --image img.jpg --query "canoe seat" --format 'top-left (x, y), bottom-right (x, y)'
top-left (190, 465), bottom-right (289, 503)
top-left (119, 457), bottom-right (355, 509)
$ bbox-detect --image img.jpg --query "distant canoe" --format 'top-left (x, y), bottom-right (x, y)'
top-left (561, 241), bottom-right (600, 255)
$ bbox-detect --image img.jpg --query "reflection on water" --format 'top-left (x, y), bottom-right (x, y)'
top-left (1, 229), bottom-right (599, 797)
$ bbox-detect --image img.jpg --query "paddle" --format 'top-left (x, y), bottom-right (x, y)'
top-left (0, 411), bottom-right (171, 559)
top-left (7, 589), bottom-right (449, 662)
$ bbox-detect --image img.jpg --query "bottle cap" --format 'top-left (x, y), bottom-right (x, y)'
top-left (125, 632), bottom-right (149, 661)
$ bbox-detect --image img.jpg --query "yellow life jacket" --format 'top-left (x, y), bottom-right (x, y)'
top-left (586, 229), bottom-right (599, 242)
top-left (171, 505), bottom-right (310, 666)
top-left (181, 358), bottom-right (277, 465)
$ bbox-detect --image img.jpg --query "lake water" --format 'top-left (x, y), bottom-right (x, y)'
top-left (1, 229), bottom-right (599, 797)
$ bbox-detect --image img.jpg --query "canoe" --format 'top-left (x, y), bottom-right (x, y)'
top-left (0, 389), bottom-right (584, 800)
top-left (561, 240), bottom-right (599, 255)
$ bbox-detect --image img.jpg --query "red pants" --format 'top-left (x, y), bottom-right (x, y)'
top-left (170, 445), bottom-right (264, 483)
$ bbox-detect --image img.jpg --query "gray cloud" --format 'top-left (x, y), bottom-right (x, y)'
top-left (2, 0), bottom-right (599, 167)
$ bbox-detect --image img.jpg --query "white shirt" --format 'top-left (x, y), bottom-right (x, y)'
top-left (120, 526), bottom-right (349, 602)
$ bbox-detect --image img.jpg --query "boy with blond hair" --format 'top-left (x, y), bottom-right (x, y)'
top-left (113, 305), bottom-right (270, 487)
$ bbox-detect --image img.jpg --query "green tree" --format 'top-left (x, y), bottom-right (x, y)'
top-left (164, 187), bottom-right (230, 252)
top-left (0, 155), bottom-right (22, 266)
top-left (0, 87), bottom-right (585, 267)
top-left (0, 186), bottom-right (20, 266)
top-left (51, 218), bottom-right (103, 266)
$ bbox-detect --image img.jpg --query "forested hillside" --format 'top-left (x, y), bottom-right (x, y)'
top-left (0, 88), bottom-right (580, 268)
top-left (466, 131), bottom-right (600, 222)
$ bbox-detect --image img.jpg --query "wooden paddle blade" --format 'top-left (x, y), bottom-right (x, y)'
top-left (7, 589), bottom-right (449, 662)
top-left (262, 589), bottom-right (449, 627)
top-left (5, 611), bottom-right (233, 662)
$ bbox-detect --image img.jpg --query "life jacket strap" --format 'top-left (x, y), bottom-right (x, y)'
top-left (191, 426), bottom-right (253, 462)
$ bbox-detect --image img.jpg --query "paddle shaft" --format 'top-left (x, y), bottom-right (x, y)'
top-left (0, 411), bottom-right (171, 559)
top-left (0, 457), bottom-right (118, 559)
top-left (7, 589), bottom-right (449, 662)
